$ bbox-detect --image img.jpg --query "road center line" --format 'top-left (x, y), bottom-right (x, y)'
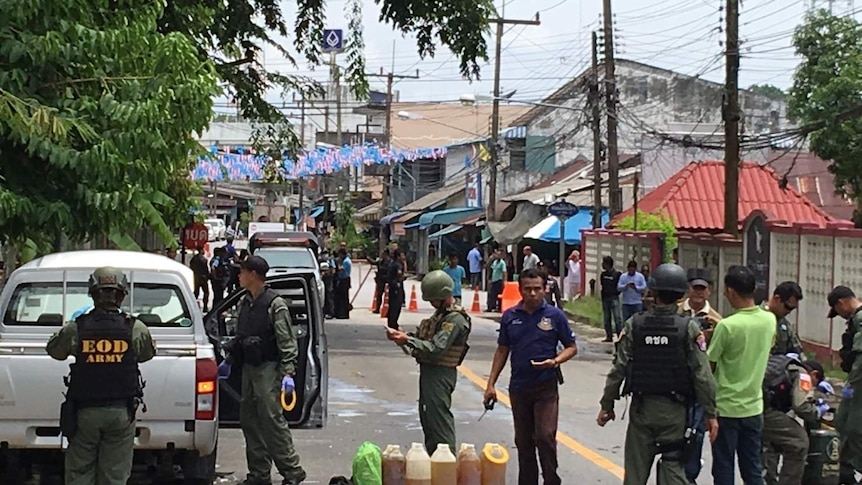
top-left (457, 364), bottom-right (625, 480)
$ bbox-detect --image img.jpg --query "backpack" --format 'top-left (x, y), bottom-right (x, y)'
top-left (763, 354), bottom-right (801, 412)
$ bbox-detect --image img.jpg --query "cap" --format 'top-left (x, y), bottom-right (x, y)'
top-left (803, 360), bottom-right (825, 377)
top-left (686, 268), bottom-right (712, 287)
top-left (827, 285), bottom-right (855, 318)
top-left (240, 255), bottom-right (270, 277)
top-left (690, 279), bottom-right (710, 288)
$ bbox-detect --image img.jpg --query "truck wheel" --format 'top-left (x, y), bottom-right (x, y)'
top-left (181, 443), bottom-right (217, 485)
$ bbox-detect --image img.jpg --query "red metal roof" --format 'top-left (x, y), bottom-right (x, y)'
top-left (610, 160), bottom-right (837, 231)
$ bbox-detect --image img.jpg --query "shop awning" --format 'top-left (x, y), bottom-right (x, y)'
top-left (523, 209), bottom-right (608, 245)
top-left (380, 211), bottom-right (405, 225)
top-left (428, 224), bottom-right (463, 240)
top-left (418, 207), bottom-right (484, 230)
top-left (309, 206), bottom-right (325, 218)
top-left (486, 202), bottom-right (548, 245)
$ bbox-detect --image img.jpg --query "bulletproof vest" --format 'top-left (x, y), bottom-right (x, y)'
top-left (839, 308), bottom-right (862, 373)
top-left (215, 256), bottom-right (230, 280)
top-left (236, 288), bottom-right (280, 364)
top-left (763, 354), bottom-right (800, 412)
top-left (627, 313), bottom-right (692, 397)
top-left (415, 306), bottom-right (471, 368)
top-left (68, 309), bottom-right (140, 402)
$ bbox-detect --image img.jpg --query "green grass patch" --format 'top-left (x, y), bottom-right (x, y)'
top-left (564, 296), bottom-right (604, 328)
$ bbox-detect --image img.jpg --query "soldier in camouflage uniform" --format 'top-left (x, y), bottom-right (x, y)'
top-left (385, 270), bottom-right (471, 452)
top-left (826, 285), bottom-right (862, 484)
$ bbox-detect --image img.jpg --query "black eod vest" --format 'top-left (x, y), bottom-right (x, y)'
top-left (627, 313), bottom-right (693, 398)
top-left (763, 354), bottom-right (800, 413)
top-left (236, 288), bottom-right (280, 364)
top-left (68, 310), bottom-right (141, 402)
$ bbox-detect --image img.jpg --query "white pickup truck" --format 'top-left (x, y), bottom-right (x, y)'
top-left (0, 251), bottom-right (219, 483)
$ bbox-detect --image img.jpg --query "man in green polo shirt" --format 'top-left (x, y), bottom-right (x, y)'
top-left (707, 265), bottom-right (776, 485)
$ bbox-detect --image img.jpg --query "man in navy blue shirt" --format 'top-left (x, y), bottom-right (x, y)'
top-left (484, 268), bottom-right (578, 485)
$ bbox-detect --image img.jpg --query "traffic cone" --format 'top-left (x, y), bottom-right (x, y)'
top-left (371, 289), bottom-right (379, 312)
top-left (470, 291), bottom-right (481, 313)
top-left (408, 284), bottom-right (419, 312)
top-left (380, 285), bottom-right (390, 318)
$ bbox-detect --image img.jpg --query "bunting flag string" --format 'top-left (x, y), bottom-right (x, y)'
top-left (191, 143), bottom-right (447, 182)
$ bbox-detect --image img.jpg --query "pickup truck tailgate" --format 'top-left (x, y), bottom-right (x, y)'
top-left (0, 341), bottom-right (198, 421)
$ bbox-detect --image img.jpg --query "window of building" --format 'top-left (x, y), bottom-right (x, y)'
top-left (508, 137), bottom-right (527, 171)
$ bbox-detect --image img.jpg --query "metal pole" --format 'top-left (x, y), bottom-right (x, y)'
top-left (558, 217), bottom-right (567, 289)
top-left (590, 31), bottom-right (602, 229)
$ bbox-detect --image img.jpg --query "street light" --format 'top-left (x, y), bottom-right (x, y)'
top-left (462, 94), bottom-right (587, 113)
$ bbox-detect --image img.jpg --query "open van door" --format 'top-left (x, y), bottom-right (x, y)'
top-left (203, 272), bottom-right (328, 428)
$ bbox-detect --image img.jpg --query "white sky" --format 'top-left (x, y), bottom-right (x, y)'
top-left (226, 0), bottom-right (859, 108)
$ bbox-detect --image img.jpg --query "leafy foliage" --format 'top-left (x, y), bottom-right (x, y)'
top-left (788, 10), bottom-right (862, 224)
top-left (329, 201), bottom-right (369, 254)
top-left (614, 210), bottom-right (677, 262)
top-left (0, 1), bottom-right (219, 257)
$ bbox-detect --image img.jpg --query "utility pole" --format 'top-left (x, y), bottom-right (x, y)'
top-left (367, 69), bottom-right (419, 252)
top-left (488, 13), bottom-right (541, 223)
top-left (724, 0), bottom-right (740, 236)
top-left (590, 31), bottom-right (603, 229)
top-left (602, 0), bottom-right (622, 217)
top-left (298, 95), bottom-right (306, 226)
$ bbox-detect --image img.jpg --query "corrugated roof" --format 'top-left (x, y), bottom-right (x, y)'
top-left (390, 103), bottom-right (530, 150)
top-left (610, 160), bottom-right (838, 231)
top-left (765, 149), bottom-right (855, 221)
top-left (397, 183), bottom-right (465, 212)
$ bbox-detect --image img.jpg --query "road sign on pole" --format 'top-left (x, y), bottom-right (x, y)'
top-left (548, 200), bottom-right (579, 219)
top-left (322, 29), bottom-right (344, 52)
top-left (182, 223), bottom-right (209, 250)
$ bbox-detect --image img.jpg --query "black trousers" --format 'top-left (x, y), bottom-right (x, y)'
top-left (374, 280), bottom-right (386, 312)
top-left (334, 278), bottom-right (351, 319)
top-left (387, 285), bottom-right (403, 330)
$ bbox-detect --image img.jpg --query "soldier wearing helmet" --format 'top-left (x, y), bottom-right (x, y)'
top-left (46, 266), bottom-right (156, 485)
top-left (385, 269), bottom-right (472, 452)
top-left (597, 263), bottom-right (718, 485)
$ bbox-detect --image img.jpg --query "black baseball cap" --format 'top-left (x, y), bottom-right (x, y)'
top-left (240, 255), bottom-right (269, 277)
top-left (686, 268), bottom-right (712, 288)
top-left (827, 285), bottom-right (855, 318)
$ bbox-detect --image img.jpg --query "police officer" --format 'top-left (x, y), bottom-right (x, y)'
top-left (764, 282), bottom-right (805, 356)
top-left (385, 270), bottom-right (471, 453)
top-left (386, 250), bottom-right (405, 330)
top-left (677, 268), bottom-right (722, 484)
top-left (46, 267), bottom-right (156, 485)
top-left (761, 353), bottom-right (825, 484)
top-left (218, 256), bottom-right (306, 485)
top-left (597, 263), bottom-right (718, 485)
top-left (826, 285), bottom-right (862, 484)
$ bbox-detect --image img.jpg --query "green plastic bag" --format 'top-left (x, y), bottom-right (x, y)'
top-left (351, 441), bottom-right (382, 485)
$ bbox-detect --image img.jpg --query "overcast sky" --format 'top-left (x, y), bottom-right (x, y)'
top-left (235, 0), bottom-right (858, 108)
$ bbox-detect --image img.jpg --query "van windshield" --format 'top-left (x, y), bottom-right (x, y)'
top-left (255, 248), bottom-right (318, 269)
top-left (3, 282), bottom-right (192, 327)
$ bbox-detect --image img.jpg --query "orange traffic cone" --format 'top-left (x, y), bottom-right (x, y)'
top-left (371, 288), bottom-right (379, 312)
top-left (380, 285), bottom-right (390, 318)
top-left (470, 291), bottom-right (481, 313)
top-left (408, 284), bottom-right (419, 312)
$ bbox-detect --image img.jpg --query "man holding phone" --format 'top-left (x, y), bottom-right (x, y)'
top-left (484, 268), bottom-right (578, 485)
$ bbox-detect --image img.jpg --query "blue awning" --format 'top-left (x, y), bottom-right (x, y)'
top-left (380, 211), bottom-right (405, 225)
top-left (309, 206), bottom-right (324, 218)
top-left (404, 222), bottom-right (421, 229)
top-left (428, 224), bottom-right (463, 240)
top-left (418, 207), bottom-right (483, 230)
top-left (523, 208), bottom-right (609, 245)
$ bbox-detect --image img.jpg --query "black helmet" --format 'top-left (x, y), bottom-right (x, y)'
top-left (648, 263), bottom-right (689, 293)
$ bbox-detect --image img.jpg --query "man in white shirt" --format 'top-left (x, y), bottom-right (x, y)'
top-left (565, 250), bottom-right (581, 301)
top-left (522, 246), bottom-right (540, 271)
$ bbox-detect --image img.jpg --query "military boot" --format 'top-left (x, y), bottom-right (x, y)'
top-left (282, 470), bottom-right (307, 485)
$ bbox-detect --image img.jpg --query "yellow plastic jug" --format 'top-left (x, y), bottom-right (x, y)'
top-left (480, 443), bottom-right (509, 485)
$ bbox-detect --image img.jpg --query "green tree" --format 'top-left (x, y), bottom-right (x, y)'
top-left (614, 211), bottom-right (677, 262)
top-left (789, 10), bottom-right (862, 225)
top-left (0, 1), bottom-right (219, 258)
top-left (747, 84), bottom-right (787, 100)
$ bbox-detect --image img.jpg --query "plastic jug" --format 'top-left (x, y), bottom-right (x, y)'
top-left (480, 443), bottom-right (509, 485)
top-left (457, 444), bottom-right (482, 485)
top-left (405, 442), bottom-right (431, 485)
top-left (382, 445), bottom-right (407, 485)
top-left (430, 444), bottom-right (457, 485)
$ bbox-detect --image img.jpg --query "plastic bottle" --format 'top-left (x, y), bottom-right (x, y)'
top-left (382, 445), bottom-right (407, 485)
top-left (480, 443), bottom-right (509, 485)
top-left (430, 444), bottom-right (457, 485)
top-left (457, 444), bottom-right (482, 485)
top-left (405, 442), bottom-right (432, 485)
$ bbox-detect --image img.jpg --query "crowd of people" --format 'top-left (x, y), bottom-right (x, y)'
top-left (597, 263), bottom-right (861, 485)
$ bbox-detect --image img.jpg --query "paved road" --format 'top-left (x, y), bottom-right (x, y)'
top-left (209, 263), bottom-right (735, 484)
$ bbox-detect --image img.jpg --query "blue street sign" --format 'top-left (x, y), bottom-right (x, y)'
top-left (322, 29), bottom-right (344, 52)
top-left (548, 200), bottom-right (579, 219)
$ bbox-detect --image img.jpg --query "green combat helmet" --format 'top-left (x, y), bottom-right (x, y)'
top-left (648, 263), bottom-right (689, 293)
top-left (421, 270), bottom-right (455, 301)
top-left (88, 266), bottom-right (129, 295)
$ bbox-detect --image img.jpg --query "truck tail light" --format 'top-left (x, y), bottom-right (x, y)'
top-left (195, 357), bottom-right (218, 421)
